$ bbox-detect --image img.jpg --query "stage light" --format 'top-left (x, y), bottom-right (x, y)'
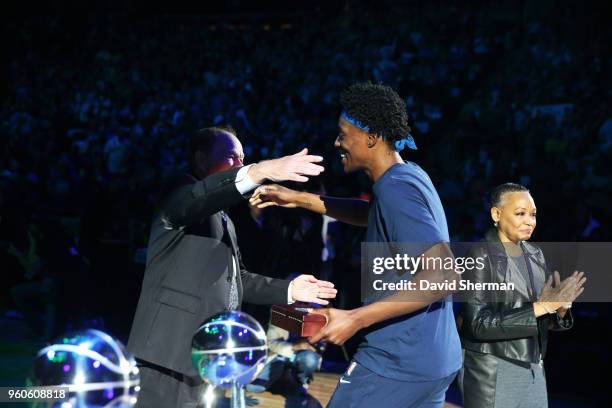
top-left (33, 329), bottom-right (139, 407)
top-left (191, 311), bottom-right (268, 389)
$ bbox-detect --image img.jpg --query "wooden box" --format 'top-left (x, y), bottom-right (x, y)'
top-left (270, 305), bottom-right (327, 337)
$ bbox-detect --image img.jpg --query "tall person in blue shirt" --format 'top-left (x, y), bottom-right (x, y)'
top-left (250, 82), bottom-right (462, 407)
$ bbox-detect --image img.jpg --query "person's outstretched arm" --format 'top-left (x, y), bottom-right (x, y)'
top-left (249, 184), bottom-right (369, 227)
top-left (163, 149), bottom-right (324, 228)
top-left (308, 241), bottom-right (458, 345)
top-left (308, 179), bottom-right (459, 345)
top-left (235, 241), bottom-right (337, 306)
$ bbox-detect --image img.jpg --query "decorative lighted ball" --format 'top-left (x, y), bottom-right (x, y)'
top-left (191, 311), bottom-right (268, 388)
top-left (33, 329), bottom-right (140, 407)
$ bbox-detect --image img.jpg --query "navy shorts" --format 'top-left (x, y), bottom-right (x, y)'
top-left (327, 361), bottom-right (457, 408)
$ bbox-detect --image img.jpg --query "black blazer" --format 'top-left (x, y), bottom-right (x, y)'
top-left (459, 230), bottom-right (573, 407)
top-left (460, 230), bottom-right (573, 363)
top-left (127, 167), bottom-right (290, 375)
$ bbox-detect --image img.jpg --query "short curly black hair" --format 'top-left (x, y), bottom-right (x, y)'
top-left (490, 183), bottom-right (530, 207)
top-left (340, 82), bottom-right (412, 148)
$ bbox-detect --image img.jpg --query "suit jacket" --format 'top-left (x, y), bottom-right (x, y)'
top-left (127, 167), bottom-right (290, 375)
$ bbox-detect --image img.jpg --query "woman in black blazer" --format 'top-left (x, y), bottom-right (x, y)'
top-left (459, 183), bottom-right (585, 408)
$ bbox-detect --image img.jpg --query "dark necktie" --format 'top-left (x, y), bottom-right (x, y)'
top-left (221, 211), bottom-right (240, 310)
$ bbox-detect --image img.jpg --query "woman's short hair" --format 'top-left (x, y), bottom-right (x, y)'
top-left (490, 183), bottom-right (529, 207)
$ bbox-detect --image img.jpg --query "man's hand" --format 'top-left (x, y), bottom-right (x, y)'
top-left (248, 148), bottom-right (324, 184)
top-left (308, 308), bottom-right (362, 345)
top-left (292, 341), bottom-right (317, 352)
top-left (290, 274), bottom-right (337, 305)
top-left (249, 184), bottom-right (300, 208)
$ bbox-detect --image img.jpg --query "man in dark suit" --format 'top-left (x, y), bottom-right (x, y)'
top-left (128, 126), bottom-right (336, 407)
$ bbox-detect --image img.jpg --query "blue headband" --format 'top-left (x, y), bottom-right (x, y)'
top-left (394, 135), bottom-right (417, 151)
top-left (340, 111), bottom-right (371, 132)
top-left (340, 111), bottom-right (417, 151)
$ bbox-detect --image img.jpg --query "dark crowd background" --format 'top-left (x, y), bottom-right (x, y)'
top-left (1, 0), bottom-right (610, 404)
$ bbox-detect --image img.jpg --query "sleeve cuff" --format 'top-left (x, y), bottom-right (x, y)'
top-left (287, 280), bottom-right (295, 304)
top-left (556, 308), bottom-right (574, 329)
top-left (235, 165), bottom-right (260, 195)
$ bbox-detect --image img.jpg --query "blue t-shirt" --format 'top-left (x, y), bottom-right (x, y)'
top-left (354, 162), bottom-right (462, 381)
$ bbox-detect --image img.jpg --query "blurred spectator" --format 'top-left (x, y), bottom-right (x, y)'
top-left (0, 3), bottom-right (609, 341)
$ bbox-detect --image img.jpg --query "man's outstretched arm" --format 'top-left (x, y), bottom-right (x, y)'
top-left (236, 244), bottom-right (337, 306)
top-left (309, 242), bottom-right (459, 345)
top-left (163, 149), bottom-right (324, 228)
top-left (249, 184), bottom-right (369, 227)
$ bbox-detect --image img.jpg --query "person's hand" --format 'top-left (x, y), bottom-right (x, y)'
top-left (290, 274), bottom-right (337, 305)
top-left (292, 341), bottom-right (317, 352)
top-left (248, 148), bottom-right (324, 183)
top-left (553, 271), bottom-right (582, 310)
top-left (557, 270), bottom-right (586, 303)
top-left (249, 184), bottom-right (299, 209)
top-left (554, 271), bottom-right (583, 317)
top-left (308, 308), bottom-right (362, 345)
top-left (537, 271), bottom-right (586, 313)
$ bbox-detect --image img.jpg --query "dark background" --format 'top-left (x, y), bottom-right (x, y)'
top-left (1, 0), bottom-right (610, 405)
